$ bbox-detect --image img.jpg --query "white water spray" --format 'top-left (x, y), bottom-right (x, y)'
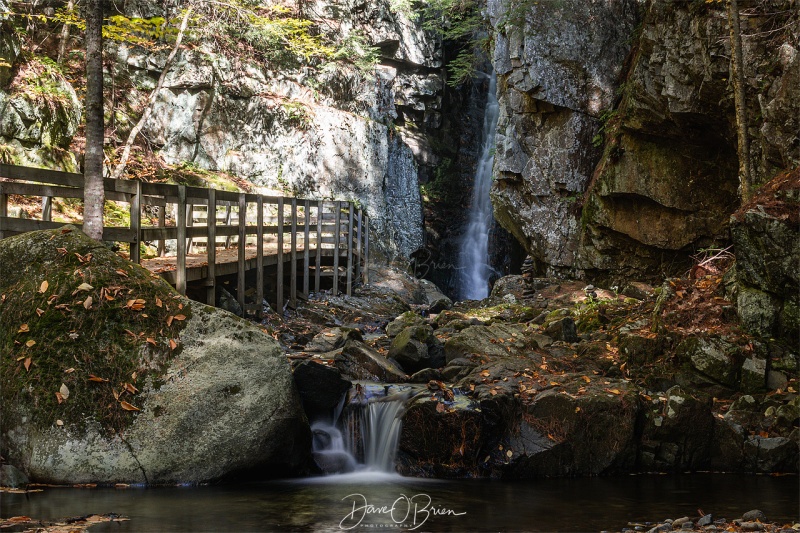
top-left (459, 73), bottom-right (500, 300)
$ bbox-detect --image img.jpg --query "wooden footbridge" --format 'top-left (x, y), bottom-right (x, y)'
top-left (0, 164), bottom-right (369, 316)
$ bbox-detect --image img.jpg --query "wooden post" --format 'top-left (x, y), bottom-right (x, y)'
top-left (176, 185), bottom-right (187, 295)
top-left (356, 207), bottom-right (363, 283)
top-left (206, 188), bottom-right (216, 306)
top-left (303, 199), bottom-right (310, 297)
top-left (130, 180), bottom-right (141, 264)
top-left (237, 193), bottom-right (246, 316)
top-left (0, 182), bottom-right (6, 240)
top-left (256, 195), bottom-right (264, 318)
top-left (224, 204), bottom-right (233, 249)
top-left (276, 197), bottom-right (284, 311)
top-left (363, 213), bottom-right (369, 286)
top-left (290, 198), bottom-right (297, 308)
top-left (333, 201), bottom-right (341, 295)
top-left (42, 197), bottom-right (52, 222)
top-left (186, 202), bottom-right (194, 253)
top-left (157, 205), bottom-right (166, 256)
top-left (315, 200), bottom-right (322, 294)
top-left (346, 202), bottom-right (353, 296)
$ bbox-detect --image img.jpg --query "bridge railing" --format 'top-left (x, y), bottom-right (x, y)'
top-left (0, 164), bottom-right (369, 314)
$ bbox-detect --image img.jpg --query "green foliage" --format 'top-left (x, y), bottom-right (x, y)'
top-left (591, 109), bottom-right (617, 148)
top-left (390, 0), bottom-right (487, 87)
top-left (280, 100), bottom-right (312, 130)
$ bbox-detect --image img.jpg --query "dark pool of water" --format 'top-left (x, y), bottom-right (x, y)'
top-left (2, 473), bottom-right (798, 532)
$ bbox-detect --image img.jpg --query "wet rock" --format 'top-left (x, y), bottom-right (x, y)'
top-left (335, 339), bottom-right (407, 383)
top-left (743, 433), bottom-right (799, 472)
top-left (491, 275), bottom-right (527, 300)
top-left (621, 282), bottom-right (654, 300)
top-left (709, 416), bottom-right (745, 471)
top-left (742, 511), bottom-right (767, 523)
top-left (388, 325), bottom-right (444, 373)
top-left (640, 386), bottom-right (714, 471)
top-left (619, 327), bottom-right (664, 367)
top-left (386, 311), bottom-right (426, 337)
top-left (443, 323), bottom-right (528, 362)
top-left (676, 336), bottom-right (740, 388)
top-left (304, 327), bottom-right (363, 353)
top-left (408, 368), bottom-right (442, 383)
top-left (292, 361), bottom-right (351, 422)
top-left (766, 370), bottom-right (788, 391)
top-left (545, 317), bottom-right (579, 343)
top-left (740, 357), bottom-right (767, 393)
top-left (0, 464), bottom-right (28, 488)
top-left (673, 517), bottom-right (692, 528)
top-left (697, 515), bottom-right (713, 527)
top-left (740, 522), bottom-right (765, 532)
top-left (418, 278), bottom-right (452, 313)
top-left (216, 286), bottom-right (242, 317)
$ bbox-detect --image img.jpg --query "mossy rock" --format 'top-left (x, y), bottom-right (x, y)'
top-left (386, 311), bottom-right (426, 337)
top-left (0, 226), bottom-right (190, 432)
top-left (1, 227), bottom-right (310, 483)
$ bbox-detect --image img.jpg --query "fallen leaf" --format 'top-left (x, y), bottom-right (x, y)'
top-left (25, 339), bottom-right (36, 348)
top-left (55, 391), bottom-right (64, 404)
top-left (64, 367), bottom-right (75, 373)
top-left (173, 314), bottom-right (186, 321)
top-left (581, 375), bottom-right (591, 383)
top-left (480, 370), bottom-right (490, 377)
top-left (83, 296), bottom-right (93, 309)
top-left (435, 402), bottom-right (446, 413)
top-left (146, 337), bottom-right (156, 346)
top-left (60, 383), bottom-right (70, 400)
top-left (18, 324), bottom-right (30, 333)
top-left (606, 388), bottom-right (621, 395)
top-left (115, 269), bottom-right (129, 278)
top-left (35, 308), bottom-right (45, 316)
top-left (112, 389), bottom-right (120, 400)
top-left (119, 401), bottom-right (140, 411)
top-left (490, 389), bottom-right (498, 396)
top-left (506, 450), bottom-right (513, 458)
top-left (169, 339), bottom-right (177, 350)
top-left (56, 247), bottom-right (68, 254)
top-left (166, 316), bottom-right (174, 327)
top-left (23, 358), bottom-right (31, 371)
top-left (123, 383), bottom-right (138, 394)
top-left (76, 282), bottom-right (93, 292)
top-left (39, 280), bottom-right (49, 293)
top-left (88, 375), bottom-right (109, 383)
top-left (56, 419), bottom-right (64, 426)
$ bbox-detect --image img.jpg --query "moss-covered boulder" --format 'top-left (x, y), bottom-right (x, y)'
top-left (0, 227), bottom-right (309, 484)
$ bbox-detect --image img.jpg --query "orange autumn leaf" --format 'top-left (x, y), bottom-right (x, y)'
top-left (169, 339), bottom-right (178, 351)
top-left (123, 383), bottom-right (138, 394)
top-left (173, 314), bottom-right (186, 321)
top-left (119, 401), bottom-right (140, 412)
top-left (23, 358), bottom-right (31, 372)
top-left (88, 375), bottom-right (109, 383)
top-left (25, 339), bottom-right (36, 348)
top-left (166, 316), bottom-right (174, 327)
top-left (18, 324), bottom-right (29, 333)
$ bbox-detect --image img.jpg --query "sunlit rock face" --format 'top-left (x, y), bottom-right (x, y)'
top-left (122, 0), bottom-right (443, 261)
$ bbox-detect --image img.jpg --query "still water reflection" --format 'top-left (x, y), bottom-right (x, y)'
top-left (2, 474), bottom-right (798, 532)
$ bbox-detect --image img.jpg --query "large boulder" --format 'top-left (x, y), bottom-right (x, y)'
top-left (334, 339), bottom-right (407, 383)
top-left (0, 228), bottom-right (310, 484)
top-left (388, 324), bottom-right (444, 373)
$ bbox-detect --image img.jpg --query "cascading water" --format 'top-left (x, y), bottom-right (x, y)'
top-left (311, 385), bottom-right (411, 475)
top-left (459, 73), bottom-right (500, 300)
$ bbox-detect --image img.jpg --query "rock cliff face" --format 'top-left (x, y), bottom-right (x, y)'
top-left (489, 0), bottom-right (799, 281)
top-left (118, 0), bottom-right (447, 260)
top-left (0, 0), bottom-right (81, 170)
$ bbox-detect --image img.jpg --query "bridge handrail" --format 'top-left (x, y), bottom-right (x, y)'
top-left (0, 164), bottom-right (369, 312)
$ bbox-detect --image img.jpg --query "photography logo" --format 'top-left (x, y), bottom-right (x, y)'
top-left (339, 493), bottom-right (466, 530)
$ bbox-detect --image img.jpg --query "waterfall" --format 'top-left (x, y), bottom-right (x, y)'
top-left (459, 73), bottom-right (500, 300)
top-left (311, 386), bottom-right (410, 475)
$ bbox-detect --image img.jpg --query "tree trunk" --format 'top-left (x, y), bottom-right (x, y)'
top-left (728, 0), bottom-right (752, 202)
top-left (57, 0), bottom-right (75, 65)
top-left (111, 4), bottom-right (194, 181)
top-left (83, 0), bottom-right (105, 240)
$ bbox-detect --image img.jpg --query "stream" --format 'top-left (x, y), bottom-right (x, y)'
top-left (2, 474), bottom-right (797, 532)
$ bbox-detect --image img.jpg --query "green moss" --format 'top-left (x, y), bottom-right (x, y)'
top-left (165, 162), bottom-right (241, 192)
top-left (0, 226), bottom-right (191, 434)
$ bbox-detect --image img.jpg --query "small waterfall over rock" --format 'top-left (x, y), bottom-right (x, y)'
top-left (459, 73), bottom-right (500, 300)
top-left (311, 384), bottom-right (412, 475)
